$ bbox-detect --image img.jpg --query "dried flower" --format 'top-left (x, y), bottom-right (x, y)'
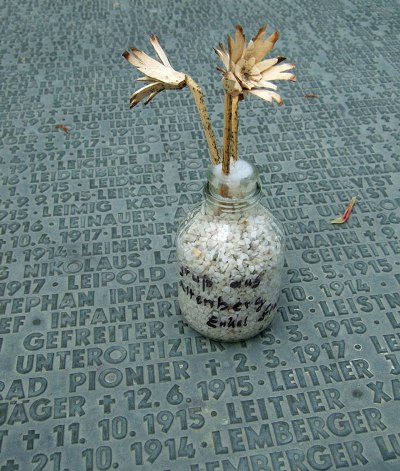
top-left (214, 24), bottom-right (296, 174)
top-left (123, 35), bottom-right (187, 107)
top-left (330, 197), bottom-right (357, 224)
top-left (123, 36), bottom-right (220, 164)
top-left (215, 24), bottom-right (296, 105)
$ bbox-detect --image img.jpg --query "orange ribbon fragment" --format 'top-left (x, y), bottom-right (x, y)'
top-left (330, 197), bottom-right (357, 224)
top-left (55, 124), bottom-right (70, 133)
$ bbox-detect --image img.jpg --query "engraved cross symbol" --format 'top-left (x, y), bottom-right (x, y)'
top-left (174, 320), bottom-right (187, 334)
top-left (0, 460), bottom-right (19, 471)
top-left (1, 200), bottom-right (12, 209)
top-left (363, 216), bottom-right (374, 225)
top-left (363, 230), bottom-right (376, 241)
top-left (205, 359), bottom-right (221, 376)
top-left (99, 395), bottom-right (115, 413)
top-left (22, 429), bottom-right (40, 450)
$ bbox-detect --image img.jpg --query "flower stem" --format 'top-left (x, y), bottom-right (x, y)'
top-left (222, 92), bottom-right (232, 175)
top-left (185, 75), bottom-right (220, 165)
top-left (230, 95), bottom-right (239, 162)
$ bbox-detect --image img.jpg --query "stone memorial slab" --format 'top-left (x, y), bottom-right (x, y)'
top-left (0, 0), bottom-right (399, 470)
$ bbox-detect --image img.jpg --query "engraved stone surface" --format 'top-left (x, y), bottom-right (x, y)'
top-left (0, 0), bottom-right (399, 470)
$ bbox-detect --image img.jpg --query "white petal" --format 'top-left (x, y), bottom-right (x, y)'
top-left (144, 89), bottom-right (163, 105)
top-left (238, 76), bottom-right (253, 90)
top-left (255, 31), bottom-right (280, 61)
top-left (253, 24), bottom-right (267, 43)
top-left (248, 89), bottom-right (283, 105)
top-left (149, 35), bottom-right (172, 68)
top-left (122, 50), bottom-right (143, 68)
top-left (131, 47), bottom-right (167, 69)
top-left (137, 64), bottom-right (185, 84)
top-left (136, 75), bottom-right (158, 82)
top-left (246, 30), bottom-right (280, 63)
top-left (131, 48), bottom-right (185, 83)
top-left (130, 82), bottom-right (164, 107)
top-left (231, 25), bottom-right (245, 62)
top-left (257, 57), bottom-right (279, 72)
top-left (261, 63), bottom-right (296, 81)
top-left (261, 71), bottom-right (296, 81)
top-left (246, 79), bottom-right (261, 88)
top-left (271, 62), bottom-right (295, 73)
top-left (243, 40), bottom-right (255, 60)
top-left (248, 72), bottom-right (262, 81)
top-left (258, 80), bottom-right (277, 90)
top-left (214, 47), bottom-right (230, 69)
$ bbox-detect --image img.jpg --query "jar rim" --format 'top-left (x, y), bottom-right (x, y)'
top-left (204, 181), bottom-right (262, 211)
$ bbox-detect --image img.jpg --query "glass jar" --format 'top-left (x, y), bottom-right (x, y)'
top-left (176, 159), bottom-right (285, 342)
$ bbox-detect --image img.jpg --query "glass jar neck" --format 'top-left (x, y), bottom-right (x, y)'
top-left (203, 159), bottom-right (262, 213)
top-left (204, 181), bottom-right (261, 212)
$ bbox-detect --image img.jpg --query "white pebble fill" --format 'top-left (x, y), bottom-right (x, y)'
top-left (177, 203), bottom-right (285, 342)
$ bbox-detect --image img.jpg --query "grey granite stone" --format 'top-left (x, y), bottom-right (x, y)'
top-left (0, 0), bottom-right (399, 470)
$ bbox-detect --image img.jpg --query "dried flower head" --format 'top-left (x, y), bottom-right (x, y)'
top-left (123, 35), bottom-right (220, 164)
top-left (123, 35), bottom-right (186, 107)
top-left (215, 24), bottom-right (296, 105)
